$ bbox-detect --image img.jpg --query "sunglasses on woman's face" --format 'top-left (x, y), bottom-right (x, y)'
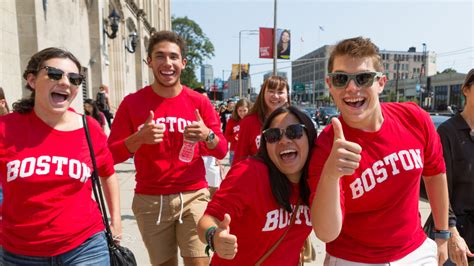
top-left (40, 66), bottom-right (83, 86)
top-left (328, 71), bottom-right (383, 89)
top-left (263, 124), bottom-right (306, 144)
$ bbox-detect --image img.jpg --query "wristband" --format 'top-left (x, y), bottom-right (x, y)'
top-left (433, 229), bottom-right (452, 239)
top-left (205, 226), bottom-right (217, 256)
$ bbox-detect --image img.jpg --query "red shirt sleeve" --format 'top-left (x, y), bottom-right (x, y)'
top-left (107, 95), bottom-right (135, 164)
top-left (199, 98), bottom-right (228, 159)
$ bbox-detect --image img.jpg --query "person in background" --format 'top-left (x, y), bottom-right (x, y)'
top-left (219, 99), bottom-right (235, 133)
top-left (194, 87), bottom-right (224, 197)
top-left (0, 86), bottom-right (9, 207)
top-left (96, 84), bottom-right (113, 129)
top-left (0, 47), bottom-right (121, 265)
top-left (197, 106), bottom-right (317, 265)
top-left (84, 98), bottom-right (106, 131)
top-left (233, 75), bottom-right (290, 164)
top-left (437, 68), bottom-right (474, 266)
top-left (309, 36), bottom-right (449, 265)
top-left (0, 87), bottom-right (10, 116)
top-left (108, 31), bottom-right (227, 266)
top-left (224, 98), bottom-right (251, 165)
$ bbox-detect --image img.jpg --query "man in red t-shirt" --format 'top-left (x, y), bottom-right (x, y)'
top-left (309, 37), bottom-right (450, 265)
top-left (108, 31), bottom-right (227, 266)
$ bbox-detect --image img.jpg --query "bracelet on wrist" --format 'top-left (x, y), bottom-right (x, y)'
top-left (205, 226), bottom-right (217, 256)
top-left (432, 229), bottom-right (452, 239)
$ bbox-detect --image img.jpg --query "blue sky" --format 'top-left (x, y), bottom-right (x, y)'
top-left (172, 0), bottom-right (474, 90)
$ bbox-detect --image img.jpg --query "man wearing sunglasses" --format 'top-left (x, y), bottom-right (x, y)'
top-left (108, 31), bottom-right (227, 266)
top-left (309, 37), bottom-right (449, 265)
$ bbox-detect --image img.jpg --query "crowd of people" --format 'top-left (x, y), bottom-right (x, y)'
top-left (0, 30), bottom-right (473, 266)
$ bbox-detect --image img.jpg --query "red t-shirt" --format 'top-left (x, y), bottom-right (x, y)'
top-left (232, 113), bottom-right (261, 164)
top-left (224, 117), bottom-right (240, 151)
top-left (206, 158), bottom-right (312, 265)
top-left (108, 86), bottom-right (227, 195)
top-left (308, 102), bottom-right (445, 263)
top-left (0, 111), bottom-right (115, 256)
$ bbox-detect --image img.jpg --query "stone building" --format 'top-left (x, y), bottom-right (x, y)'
top-left (0, 0), bottom-right (170, 113)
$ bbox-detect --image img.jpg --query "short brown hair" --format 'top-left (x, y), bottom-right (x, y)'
top-left (462, 68), bottom-right (474, 105)
top-left (462, 69), bottom-right (474, 90)
top-left (328, 37), bottom-right (383, 73)
top-left (147, 31), bottom-right (187, 59)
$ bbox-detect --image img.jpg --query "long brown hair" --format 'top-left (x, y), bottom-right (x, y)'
top-left (12, 47), bottom-right (82, 114)
top-left (231, 98), bottom-right (251, 121)
top-left (249, 75), bottom-right (291, 123)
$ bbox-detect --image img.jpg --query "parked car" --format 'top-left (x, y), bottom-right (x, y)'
top-left (302, 107), bottom-right (320, 129)
top-left (317, 106), bottom-right (339, 125)
top-left (430, 114), bottom-right (450, 129)
top-left (303, 107), bottom-right (318, 121)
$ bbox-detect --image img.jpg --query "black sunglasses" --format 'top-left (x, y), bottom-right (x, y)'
top-left (262, 124), bottom-right (306, 144)
top-left (40, 66), bottom-right (83, 86)
top-left (328, 71), bottom-right (383, 89)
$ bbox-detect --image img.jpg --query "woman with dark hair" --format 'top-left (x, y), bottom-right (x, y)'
top-left (0, 47), bottom-right (121, 265)
top-left (277, 29), bottom-right (291, 59)
top-left (197, 106), bottom-right (317, 265)
top-left (233, 75), bottom-right (290, 164)
top-left (84, 98), bottom-right (106, 131)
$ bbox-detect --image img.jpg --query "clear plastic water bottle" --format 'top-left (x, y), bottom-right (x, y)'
top-left (178, 139), bottom-right (196, 162)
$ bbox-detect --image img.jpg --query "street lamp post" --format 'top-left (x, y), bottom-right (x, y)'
top-left (239, 30), bottom-right (258, 99)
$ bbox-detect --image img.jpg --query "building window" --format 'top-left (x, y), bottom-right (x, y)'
top-left (450, 84), bottom-right (462, 108)
top-left (434, 85), bottom-right (448, 111)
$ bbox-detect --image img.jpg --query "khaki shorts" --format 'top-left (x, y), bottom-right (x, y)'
top-left (132, 188), bottom-right (210, 265)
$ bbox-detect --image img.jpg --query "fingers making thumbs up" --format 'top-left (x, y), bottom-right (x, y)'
top-left (183, 109), bottom-right (211, 142)
top-left (214, 214), bottom-right (238, 260)
top-left (138, 110), bottom-right (165, 145)
top-left (332, 116), bottom-right (345, 141)
top-left (323, 117), bottom-right (363, 179)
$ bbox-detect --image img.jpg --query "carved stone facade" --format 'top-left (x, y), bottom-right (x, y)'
top-left (0, 0), bottom-right (170, 112)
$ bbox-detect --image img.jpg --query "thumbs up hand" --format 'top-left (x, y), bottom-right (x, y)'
top-left (323, 117), bottom-right (362, 179)
top-left (137, 110), bottom-right (165, 145)
top-left (214, 214), bottom-right (238, 260)
top-left (183, 109), bottom-right (211, 142)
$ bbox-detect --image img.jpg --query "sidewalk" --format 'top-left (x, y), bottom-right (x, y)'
top-left (114, 160), bottom-right (432, 266)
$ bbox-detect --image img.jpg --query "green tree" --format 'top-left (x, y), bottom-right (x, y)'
top-left (441, 68), bottom-right (457, 74)
top-left (172, 16), bottom-right (215, 88)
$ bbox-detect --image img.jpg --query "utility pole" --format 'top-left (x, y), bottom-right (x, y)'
top-left (421, 43), bottom-right (427, 109)
top-left (395, 57), bottom-right (400, 102)
top-left (313, 56), bottom-right (316, 107)
top-left (273, 0), bottom-right (277, 75)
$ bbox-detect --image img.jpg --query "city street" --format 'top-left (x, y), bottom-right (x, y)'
top-left (115, 154), bottom-right (432, 266)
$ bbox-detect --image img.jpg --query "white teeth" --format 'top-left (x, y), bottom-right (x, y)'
top-left (161, 71), bottom-right (174, 75)
top-left (280, 149), bottom-right (296, 155)
top-left (345, 97), bottom-right (364, 103)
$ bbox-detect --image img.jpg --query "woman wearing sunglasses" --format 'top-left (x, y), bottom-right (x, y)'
top-left (0, 47), bottom-right (121, 265)
top-left (233, 75), bottom-right (290, 164)
top-left (197, 106), bottom-right (317, 265)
